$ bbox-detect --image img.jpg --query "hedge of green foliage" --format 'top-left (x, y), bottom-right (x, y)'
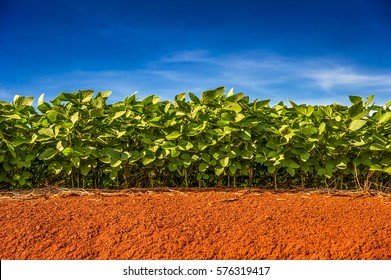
top-left (1, 87), bottom-right (390, 190)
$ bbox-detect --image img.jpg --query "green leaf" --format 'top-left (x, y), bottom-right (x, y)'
top-left (112, 110), bottom-right (126, 120)
top-left (142, 156), bottom-right (156, 165)
top-left (71, 157), bottom-right (80, 168)
top-left (189, 92), bottom-right (200, 103)
top-left (47, 112), bottom-right (58, 122)
top-left (39, 148), bottom-right (58, 160)
top-left (364, 95), bottom-right (375, 107)
top-left (267, 165), bottom-right (276, 174)
top-left (178, 140), bottom-right (193, 151)
top-left (166, 131), bottom-right (182, 140)
top-left (175, 92), bottom-right (186, 102)
top-left (2, 114), bottom-right (22, 120)
top-left (229, 164), bottom-right (237, 175)
top-left (14, 95), bottom-right (34, 106)
top-left (300, 152), bottom-right (310, 162)
top-left (378, 112), bottom-right (391, 124)
top-left (70, 112), bottom-right (79, 124)
top-left (49, 161), bottom-right (63, 174)
top-left (38, 128), bottom-right (54, 137)
top-left (383, 166), bottom-right (391, 175)
top-left (199, 162), bottom-right (209, 172)
top-left (349, 96), bottom-right (363, 105)
top-left (80, 163), bottom-right (91, 176)
top-left (110, 159), bottom-right (122, 168)
top-left (336, 162), bottom-right (347, 169)
top-left (171, 149), bottom-right (180, 157)
top-left (289, 100), bottom-right (306, 115)
top-left (219, 157), bottom-right (229, 167)
top-left (168, 162), bottom-right (177, 172)
top-left (109, 171), bottom-right (118, 181)
top-left (349, 120), bottom-right (367, 131)
top-left (215, 167), bottom-right (224, 176)
top-left (234, 113), bottom-right (245, 122)
top-left (37, 94), bottom-right (51, 112)
top-left (13, 137), bottom-right (27, 146)
top-left (80, 90), bottom-right (94, 103)
top-left (287, 167), bottom-right (295, 177)
top-left (318, 122), bottom-right (326, 134)
top-left (201, 153), bottom-right (211, 162)
top-left (223, 102), bottom-right (242, 114)
top-left (62, 147), bottom-right (73, 156)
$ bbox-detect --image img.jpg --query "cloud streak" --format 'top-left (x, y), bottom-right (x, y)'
top-left (2, 50), bottom-right (391, 105)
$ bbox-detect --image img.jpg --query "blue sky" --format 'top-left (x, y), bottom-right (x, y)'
top-left (1, 0), bottom-right (391, 105)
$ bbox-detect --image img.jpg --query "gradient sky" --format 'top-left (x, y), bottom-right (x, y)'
top-left (1, 0), bottom-right (391, 105)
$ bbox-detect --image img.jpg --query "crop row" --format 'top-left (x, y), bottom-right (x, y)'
top-left (1, 87), bottom-right (391, 190)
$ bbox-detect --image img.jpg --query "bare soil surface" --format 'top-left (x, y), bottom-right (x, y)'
top-left (1, 188), bottom-right (391, 260)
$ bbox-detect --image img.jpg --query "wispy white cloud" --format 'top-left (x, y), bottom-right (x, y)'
top-left (303, 67), bottom-right (391, 91)
top-left (2, 50), bottom-right (391, 105)
top-left (160, 50), bottom-right (213, 63)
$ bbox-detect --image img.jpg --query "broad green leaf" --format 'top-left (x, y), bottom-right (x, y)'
top-left (112, 110), bottom-right (126, 120)
top-left (110, 159), bottom-right (122, 168)
top-left (142, 156), bottom-right (156, 165)
top-left (287, 167), bottom-right (295, 177)
top-left (49, 161), bottom-right (63, 174)
top-left (288, 160), bottom-right (300, 169)
top-left (178, 140), bottom-right (193, 151)
top-left (70, 112), bottom-right (79, 124)
top-left (189, 92), bottom-right (200, 103)
top-left (109, 171), bottom-right (118, 181)
top-left (349, 120), bottom-right (367, 131)
top-left (161, 141), bottom-right (176, 150)
top-left (168, 162), bottom-right (177, 172)
top-left (56, 141), bottom-right (64, 151)
top-left (219, 157), bottom-right (229, 167)
top-left (166, 131), bottom-right (182, 140)
top-left (199, 162), bottom-right (209, 172)
top-left (80, 163), bottom-right (92, 176)
top-left (171, 149), bottom-right (180, 157)
top-left (215, 167), bottom-right (224, 176)
top-left (96, 91), bottom-right (112, 99)
top-left (201, 153), bottom-right (211, 162)
top-left (47, 112), bottom-right (57, 122)
top-left (289, 100), bottom-right (306, 115)
top-left (300, 152), bottom-right (310, 161)
top-left (306, 105), bottom-right (314, 117)
top-left (14, 95), bottom-right (34, 106)
top-left (39, 148), bottom-right (57, 160)
top-left (13, 137), bottom-right (27, 146)
top-left (37, 94), bottom-right (51, 112)
top-left (349, 96), bottom-right (363, 105)
top-left (336, 162), bottom-right (347, 169)
top-left (38, 128), bottom-right (54, 137)
top-left (235, 113), bottom-right (245, 122)
top-left (62, 147), bottom-right (73, 156)
top-left (175, 92), bottom-right (186, 102)
top-left (223, 102), bottom-right (242, 114)
top-left (80, 90), bottom-right (94, 103)
top-left (71, 157), bottom-right (80, 168)
top-left (383, 167), bottom-right (391, 175)
top-left (2, 113), bottom-right (22, 120)
top-left (364, 95), bottom-right (375, 107)
top-left (267, 165), bottom-right (276, 174)
top-left (229, 164), bottom-right (237, 175)
top-left (378, 112), bottom-right (391, 124)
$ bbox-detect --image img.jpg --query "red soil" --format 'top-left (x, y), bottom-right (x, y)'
top-left (1, 189), bottom-right (391, 260)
